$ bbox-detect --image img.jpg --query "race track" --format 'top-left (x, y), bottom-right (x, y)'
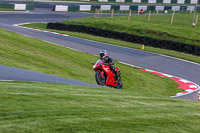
top-left (0, 65), bottom-right (103, 88)
top-left (0, 0), bottom-right (200, 101)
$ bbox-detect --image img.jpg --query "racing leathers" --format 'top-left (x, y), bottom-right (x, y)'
top-left (102, 56), bottom-right (117, 79)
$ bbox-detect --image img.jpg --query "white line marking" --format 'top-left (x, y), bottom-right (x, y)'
top-left (144, 69), bottom-right (155, 72)
top-left (42, 40), bottom-right (78, 51)
top-left (189, 85), bottom-right (197, 88)
top-left (0, 80), bottom-right (15, 82)
top-left (34, 29), bottom-right (41, 31)
top-left (180, 79), bottom-right (190, 83)
top-left (186, 89), bottom-right (194, 92)
top-left (118, 61), bottom-right (142, 68)
top-left (41, 30), bottom-right (49, 32)
top-left (13, 23), bottom-right (70, 37)
top-left (21, 34), bottom-right (32, 38)
top-left (176, 93), bottom-right (183, 96)
top-left (161, 74), bottom-right (173, 77)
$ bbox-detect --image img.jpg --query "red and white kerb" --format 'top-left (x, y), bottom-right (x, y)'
top-left (141, 69), bottom-right (200, 98)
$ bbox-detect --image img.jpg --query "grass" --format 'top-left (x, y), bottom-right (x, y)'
top-left (22, 23), bottom-right (200, 64)
top-left (0, 81), bottom-right (200, 132)
top-left (0, 8), bottom-right (22, 11)
top-left (0, 22), bottom-right (200, 132)
top-left (0, 28), bottom-right (182, 96)
top-left (61, 13), bottom-right (200, 46)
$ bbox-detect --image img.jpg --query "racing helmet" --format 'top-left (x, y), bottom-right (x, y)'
top-left (100, 50), bottom-right (107, 58)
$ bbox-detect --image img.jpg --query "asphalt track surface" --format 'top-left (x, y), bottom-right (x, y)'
top-left (0, 65), bottom-right (103, 88)
top-left (0, 1), bottom-right (200, 101)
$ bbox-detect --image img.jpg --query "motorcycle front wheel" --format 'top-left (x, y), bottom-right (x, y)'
top-left (95, 71), bottom-right (105, 86)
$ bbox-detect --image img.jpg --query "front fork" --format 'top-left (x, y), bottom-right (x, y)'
top-left (97, 70), bottom-right (105, 80)
top-left (100, 70), bottom-right (104, 78)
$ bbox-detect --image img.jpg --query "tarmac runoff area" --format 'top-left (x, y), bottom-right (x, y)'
top-left (0, 65), bottom-right (106, 88)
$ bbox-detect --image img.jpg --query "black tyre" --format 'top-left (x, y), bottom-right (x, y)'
top-left (115, 79), bottom-right (123, 89)
top-left (95, 71), bottom-right (105, 86)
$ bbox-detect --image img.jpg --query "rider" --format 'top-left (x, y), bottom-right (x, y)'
top-left (100, 50), bottom-right (117, 78)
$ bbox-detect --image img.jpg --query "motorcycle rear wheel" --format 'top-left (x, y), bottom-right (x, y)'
top-left (115, 79), bottom-right (123, 89)
top-left (95, 71), bottom-right (105, 86)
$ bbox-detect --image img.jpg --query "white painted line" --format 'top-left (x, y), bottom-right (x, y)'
top-left (145, 69), bottom-right (156, 73)
top-left (0, 80), bottom-right (15, 82)
top-left (180, 79), bottom-right (190, 83)
top-left (34, 29), bottom-right (41, 31)
top-left (160, 73), bottom-right (173, 77)
top-left (62, 34), bottom-right (70, 37)
top-left (186, 89), bottom-right (194, 92)
top-left (13, 23), bottom-right (31, 26)
top-left (176, 93), bottom-right (183, 96)
top-left (42, 40), bottom-right (78, 51)
top-left (14, 24), bottom-right (69, 37)
top-left (13, 22), bottom-right (47, 26)
top-left (189, 85), bottom-right (197, 88)
top-left (22, 34), bottom-right (32, 38)
top-left (118, 61), bottom-right (142, 68)
top-left (41, 30), bottom-right (49, 32)
top-left (156, 54), bottom-right (200, 67)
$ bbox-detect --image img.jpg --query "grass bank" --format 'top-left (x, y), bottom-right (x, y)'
top-left (0, 28), bottom-right (181, 95)
top-left (0, 8), bottom-right (22, 11)
top-left (22, 23), bottom-right (200, 64)
top-left (61, 13), bottom-right (200, 46)
top-left (0, 81), bottom-right (200, 132)
top-left (0, 28), bottom-right (199, 132)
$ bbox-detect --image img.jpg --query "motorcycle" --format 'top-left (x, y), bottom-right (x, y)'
top-left (91, 59), bottom-right (123, 89)
top-left (138, 9), bottom-right (144, 15)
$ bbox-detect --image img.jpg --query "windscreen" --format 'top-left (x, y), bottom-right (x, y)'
top-left (96, 59), bottom-right (103, 64)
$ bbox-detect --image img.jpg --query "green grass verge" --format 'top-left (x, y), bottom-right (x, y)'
top-left (61, 13), bottom-right (200, 46)
top-left (0, 81), bottom-right (200, 132)
top-left (0, 28), bottom-right (182, 96)
top-left (22, 23), bottom-right (200, 64)
top-left (0, 8), bottom-right (22, 11)
top-left (0, 26), bottom-right (199, 132)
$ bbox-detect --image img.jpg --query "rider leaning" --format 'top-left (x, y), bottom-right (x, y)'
top-left (100, 50), bottom-right (117, 77)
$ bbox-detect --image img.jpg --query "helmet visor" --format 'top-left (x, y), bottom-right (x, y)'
top-left (100, 53), bottom-right (105, 58)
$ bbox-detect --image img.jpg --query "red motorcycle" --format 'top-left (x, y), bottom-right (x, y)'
top-left (92, 59), bottom-right (123, 89)
top-left (138, 9), bottom-right (144, 15)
